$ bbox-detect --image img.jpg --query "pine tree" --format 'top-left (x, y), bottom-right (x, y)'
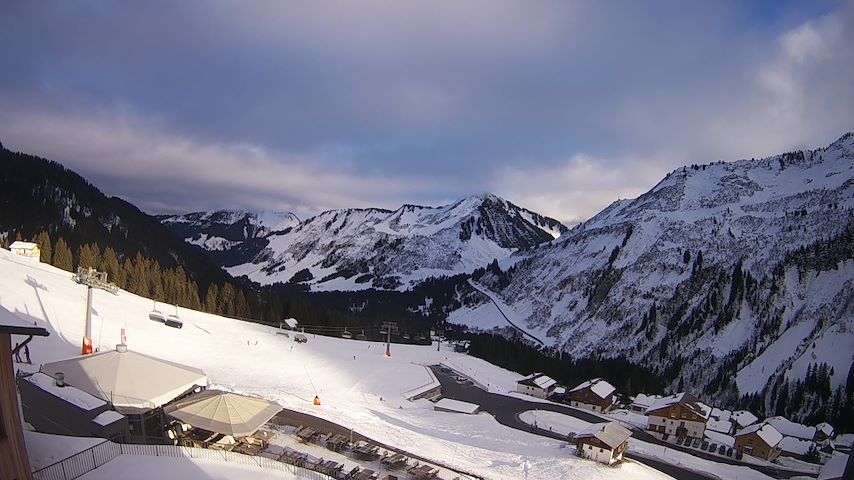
top-left (100, 247), bottom-right (123, 286)
top-left (77, 243), bottom-right (100, 269)
top-left (53, 237), bottom-right (73, 271)
top-left (205, 284), bottom-right (219, 313)
top-left (35, 231), bottom-right (52, 264)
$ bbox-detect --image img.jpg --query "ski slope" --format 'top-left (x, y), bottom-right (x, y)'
top-left (1, 248), bottom-right (667, 480)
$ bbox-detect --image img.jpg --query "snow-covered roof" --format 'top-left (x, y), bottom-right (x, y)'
top-left (766, 416), bottom-right (816, 440)
top-left (816, 422), bottom-right (835, 437)
top-left (575, 422), bottom-right (632, 449)
top-left (9, 241), bottom-right (38, 250)
top-left (818, 453), bottom-right (849, 480)
top-left (736, 423), bottom-right (783, 448)
top-left (645, 392), bottom-right (711, 419)
top-left (569, 378), bottom-right (616, 399)
top-left (92, 410), bottom-right (125, 426)
top-left (517, 373), bottom-right (557, 390)
top-left (779, 436), bottom-right (815, 455)
top-left (704, 430), bottom-right (735, 448)
top-left (731, 410), bottom-right (758, 428)
top-left (710, 408), bottom-right (731, 421)
top-left (707, 418), bottom-right (733, 434)
top-left (41, 346), bottom-right (207, 411)
top-left (25, 372), bottom-right (107, 411)
top-left (434, 398), bottom-right (480, 414)
top-left (630, 393), bottom-right (661, 408)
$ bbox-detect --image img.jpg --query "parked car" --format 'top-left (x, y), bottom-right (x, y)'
top-left (735, 450), bottom-right (743, 460)
top-left (726, 447), bottom-right (734, 457)
top-left (708, 443), bottom-right (717, 452)
top-left (701, 441), bottom-right (709, 450)
top-left (718, 445), bottom-right (726, 455)
top-left (692, 438), bottom-right (701, 448)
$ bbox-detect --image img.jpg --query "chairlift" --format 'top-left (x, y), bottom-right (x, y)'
top-left (149, 302), bottom-right (166, 323)
top-left (342, 328), bottom-right (352, 339)
top-left (402, 333), bottom-right (411, 340)
top-left (165, 315), bottom-right (183, 329)
top-left (355, 330), bottom-right (367, 341)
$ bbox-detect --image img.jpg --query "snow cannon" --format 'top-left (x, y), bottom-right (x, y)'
top-left (81, 336), bottom-right (93, 355)
top-left (313, 395), bottom-right (321, 406)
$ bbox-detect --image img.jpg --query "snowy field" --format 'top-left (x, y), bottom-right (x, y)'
top-left (2, 249), bottom-right (670, 480)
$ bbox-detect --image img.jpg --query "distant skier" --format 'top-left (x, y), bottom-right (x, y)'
top-left (24, 344), bottom-right (31, 364)
top-left (13, 343), bottom-right (21, 362)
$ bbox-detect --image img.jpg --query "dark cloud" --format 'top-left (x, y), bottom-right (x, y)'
top-left (1, 1), bottom-right (851, 223)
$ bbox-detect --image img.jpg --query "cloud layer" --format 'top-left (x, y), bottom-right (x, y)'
top-left (1, 1), bottom-right (851, 223)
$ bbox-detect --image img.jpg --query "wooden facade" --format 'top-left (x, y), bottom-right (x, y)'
top-left (569, 387), bottom-right (614, 412)
top-left (647, 403), bottom-right (707, 439)
top-left (1, 332), bottom-right (33, 480)
top-left (734, 431), bottom-right (780, 461)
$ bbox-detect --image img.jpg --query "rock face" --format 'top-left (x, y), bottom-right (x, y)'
top-left (463, 133), bottom-right (854, 407)
top-left (161, 194), bottom-right (566, 291)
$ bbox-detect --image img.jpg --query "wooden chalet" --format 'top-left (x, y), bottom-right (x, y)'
top-left (645, 392), bottom-right (711, 441)
top-left (568, 378), bottom-right (617, 413)
top-left (574, 422), bottom-right (632, 465)
top-left (734, 422), bottom-right (783, 460)
top-left (516, 372), bottom-right (557, 399)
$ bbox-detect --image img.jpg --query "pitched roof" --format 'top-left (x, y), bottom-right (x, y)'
top-left (765, 416), bottom-right (816, 440)
top-left (732, 410), bottom-right (758, 428)
top-left (517, 373), bottom-right (557, 390)
top-left (736, 423), bottom-right (783, 448)
top-left (41, 345), bottom-right (207, 411)
top-left (779, 436), bottom-right (815, 455)
top-left (816, 422), bottom-right (835, 437)
top-left (164, 390), bottom-right (281, 437)
top-left (818, 453), bottom-right (849, 480)
top-left (569, 378), bottom-right (616, 399)
top-left (575, 422), bottom-right (632, 449)
top-left (646, 392), bottom-right (711, 419)
top-left (630, 393), bottom-right (662, 408)
top-left (9, 241), bottom-right (38, 250)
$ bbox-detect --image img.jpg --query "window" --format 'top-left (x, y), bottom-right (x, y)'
top-left (599, 448), bottom-right (604, 453)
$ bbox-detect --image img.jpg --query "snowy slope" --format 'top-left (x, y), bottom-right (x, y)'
top-left (453, 133), bottom-right (854, 408)
top-left (0, 248), bottom-right (666, 480)
top-left (217, 194), bottom-right (566, 291)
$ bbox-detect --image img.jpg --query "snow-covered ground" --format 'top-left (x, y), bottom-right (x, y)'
top-left (2, 248), bottom-right (669, 480)
top-left (518, 410), bottom-right (591, 436)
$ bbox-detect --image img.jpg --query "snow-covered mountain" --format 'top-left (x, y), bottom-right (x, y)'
top-left (158, 210), bottom-right (300, 267)
top-left (163, 195), bottom-right (566, 291)
top-left (455, 133), bottom-right (854, 413)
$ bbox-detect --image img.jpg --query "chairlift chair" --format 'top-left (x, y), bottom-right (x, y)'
top-left (342, 328), bottom-right (352, 339)
top-left (165, 315), bottom-right (183, 329)
top-left (356, 330), bottom-right (367, 341)
top-left (149, 302), bottom-right (166, 323)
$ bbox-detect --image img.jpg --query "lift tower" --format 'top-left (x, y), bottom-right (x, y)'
top-left (73, 267), bottom-right (118, 354)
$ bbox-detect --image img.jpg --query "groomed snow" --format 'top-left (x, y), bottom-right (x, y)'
top-left (1, 248), bottom-right (670, 480)
top-left (76, 455), bottom-right (298, 480)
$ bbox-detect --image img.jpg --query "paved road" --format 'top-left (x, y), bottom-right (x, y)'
top-left (467, 280), bottom-right (544, 346)
top-left (432, 366), bottom-right (816, 480)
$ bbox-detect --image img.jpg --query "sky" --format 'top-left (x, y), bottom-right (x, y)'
top-left (1, 1), bottom-right (852, 225)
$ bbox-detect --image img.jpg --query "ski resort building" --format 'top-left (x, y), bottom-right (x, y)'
top-left (9, 241), bottom-right (40, 261)
top-left (731, 410), bottom-right (758, 429)
top-left (816, 422), bottom-right (835, 442)
top-left (645, 392), bottom-right (711, 441)
top-left (568, 378), bottom-right (616, 412)
top-left (1, 306), bottom-right (49, 480)
top-left (734, 423), bottom-right (783, 460)
top-left (778, 436), bottom-right (816, 461)
top-left (433, 398), bottom-right (480, 414)
top-left (516, 373), bottom-right (557, 399)
top-left (34, 345), bottom-right (208, 443)
top-left (574, 422), bottom-right (632, 465)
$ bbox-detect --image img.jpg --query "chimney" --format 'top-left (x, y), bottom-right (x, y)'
top-left (55, 372), bottom-right (65, 387)
top-left (116, 343), bottom-right (128, 353)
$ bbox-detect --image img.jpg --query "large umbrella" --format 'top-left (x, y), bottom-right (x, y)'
top-left (164, 389), bottom-right (282, 437)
